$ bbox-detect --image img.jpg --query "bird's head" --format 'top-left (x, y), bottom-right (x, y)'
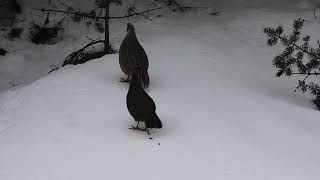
top-left (126, 23), bottom-right (135, 32)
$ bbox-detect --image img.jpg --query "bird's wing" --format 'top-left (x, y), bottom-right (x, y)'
top-left (127, 90), bottom-right (156, 117)
top-left (127, 43), bottom-right (149, 69)
top-left (143, 91), bottom-right (156, 111)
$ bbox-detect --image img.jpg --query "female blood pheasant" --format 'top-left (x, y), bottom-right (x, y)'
top-left (119, 23), bottom-right (150, 88)
top-left (127, 71), bottom-right (162, 134)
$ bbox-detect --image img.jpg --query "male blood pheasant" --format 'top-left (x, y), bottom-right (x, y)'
top-left (119, 23), bottom-right (150, 88)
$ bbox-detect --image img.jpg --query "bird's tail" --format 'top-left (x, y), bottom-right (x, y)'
top-left (141, 70), bottom-right (150, 88)
top-left (146, 112), bottom-right (162, 129)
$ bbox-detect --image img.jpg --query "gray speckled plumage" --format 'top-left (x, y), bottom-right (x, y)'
top-left (119, 23), bottom-right (150, 87)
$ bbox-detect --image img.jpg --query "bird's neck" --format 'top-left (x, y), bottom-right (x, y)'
top-left (126, 30), bottom-right (138, 40)
top-left (129, 77), bottom-right (143, 90)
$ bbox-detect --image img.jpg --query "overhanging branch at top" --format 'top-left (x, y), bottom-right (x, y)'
top-left (34, 7), bottom-right (162, 20)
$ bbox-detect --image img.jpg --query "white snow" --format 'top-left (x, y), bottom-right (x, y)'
top-left (1, 1), bottom-right (320, 180)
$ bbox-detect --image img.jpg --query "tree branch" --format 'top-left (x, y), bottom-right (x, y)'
top-left (294, 73), bottom-right (310, 92)
top-left (74, 40), bottom-right (105, 54)
top-left (172, 6), bottom-right (209, 12)
top-left (33, 8), bottom-right (104, 20)
top-left (108, 7), bottom-right (162, 19)
top-left (154, 0), bottom-right (207, 12)
top-left (34, 7), bottom-right (162, 20)
top-left (171, 0), bottom-right (185, 12)
top-left (291, 72), bottom-right (320, 75)
top-left (63, 40), bottom-right (105, 66)
top-left (277, 34), bottom-right (320, 60)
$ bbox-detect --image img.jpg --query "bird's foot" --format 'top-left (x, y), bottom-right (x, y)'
top-left (120, 77), bottom-right (130, 83)
top-left (129, 125), bottom-right (146, 131)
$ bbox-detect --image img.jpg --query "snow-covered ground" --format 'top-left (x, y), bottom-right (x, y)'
top-left (1, 1), bottom-right (320, 180)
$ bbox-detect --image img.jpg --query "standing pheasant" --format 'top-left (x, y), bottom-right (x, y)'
top-left (119, 23), bottom-right (150, 88)
top-left (127, 71), bottom-right (162, 134)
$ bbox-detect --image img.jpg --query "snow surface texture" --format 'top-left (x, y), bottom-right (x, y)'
top-left (1, 0), bottom-right (320, 92)
top-left (1, 0), bottom-right (320, 180)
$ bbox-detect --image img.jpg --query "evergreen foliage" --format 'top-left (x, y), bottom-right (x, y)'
top-left (264, 19), bottom-right (320, 109)
top-left (0, 48), bottom-right (7, 56)
top-left (29, 12), bottom-right (64, 45)
top-left (95, 0), bottom-right (122, 7)
top-left (37, 0), bottom-right (161, 68)
top-left (30, 22), bottom-right (63, 44)
top-left (153, 0), bottom-right (208, 12)
top-left (7, 28), bottom-right (23, 40)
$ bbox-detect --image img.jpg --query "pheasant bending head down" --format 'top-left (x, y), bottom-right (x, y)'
top-left (126, 71), bottom-right (162, 134)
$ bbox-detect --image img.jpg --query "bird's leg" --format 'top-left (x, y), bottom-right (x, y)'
top-left (136, 121), bottom-right (140, 129)
top-left (120, 75), bottom-right (130, 83)
top-left (144, 126), bottom-right (150, 135)
top-left (129, 122), bottom-right (145, 131)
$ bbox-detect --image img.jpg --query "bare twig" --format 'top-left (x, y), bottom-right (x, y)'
top-left (171, 0), bottom-right (185, 12)
top-left (72, 40), bottom-right (104, 54)
top-left (97, 7), bottom-right (103, 18)
top-left (85, 36), bottom-right (100, 42)
top-left (34, 7), bottom-right (162, 20)
top-left (172, 6), bottom-right (208, 12)
top-left (60, 2), bottom-right (76, 12)
top-left (294, 73), bottom-right (311, 92)
top-left (34, 8), bottom-right (104, 19)
top-left (63, 40), bottom-right (105, 66)
top-left (109, 7), bottom-right (162, 19)
top-left (291, 72), bottom-right (320, 75)
top-left (154, 0), bottom-right (208, 12)
top-left (210, 11), bottom-right (220, 16)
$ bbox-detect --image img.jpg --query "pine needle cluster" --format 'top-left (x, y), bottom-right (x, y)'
top-left (264, 19), bottom-right (320, 107)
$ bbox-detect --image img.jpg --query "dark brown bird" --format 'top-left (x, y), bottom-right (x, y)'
top-left (127, 71), bottom-right (162, 134)
top-left (119, 23), bottom-right (150, 88)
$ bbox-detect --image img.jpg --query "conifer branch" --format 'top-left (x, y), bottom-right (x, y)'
top-left (275, 34), bottom-right (320, 61)
top-left (109, 7), bottom-right (162, 19)
top-left (34, 7), bottom-right (162, 20)
top-left (291, 72), bottom-right (320, 75)
top-left (34, 8), bottom-right (104, 20)
top-left (153, 0), bottom-right (208, 12)
top-left (294, 73), bottom-right (310, 92)
top-left (265, 19), bottom-right (320, 108)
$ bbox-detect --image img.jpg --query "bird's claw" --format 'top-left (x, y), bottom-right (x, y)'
top-left (120, 78), bottom-right (130, 83)
top-left (128, 125), bottom-right (146, 131)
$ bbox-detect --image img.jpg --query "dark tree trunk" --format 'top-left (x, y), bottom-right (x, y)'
top-left (104, 4), bottom-right (110, 54)
top-left (10, 0), bottom-right (21, 13)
